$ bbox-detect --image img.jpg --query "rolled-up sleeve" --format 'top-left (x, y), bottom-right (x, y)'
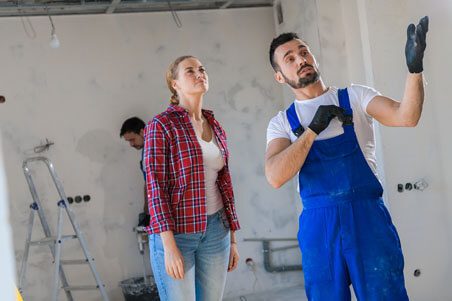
top-left (144, 118), bottom-right (175, 233)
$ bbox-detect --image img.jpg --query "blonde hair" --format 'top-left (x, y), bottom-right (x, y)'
top-left (166, 55), bottom-right (196, 105)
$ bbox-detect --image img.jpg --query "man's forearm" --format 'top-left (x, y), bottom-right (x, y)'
top-left (399, 73), bottom-right (424, 126)
top-left (266, 129), bottom-right (316, 188)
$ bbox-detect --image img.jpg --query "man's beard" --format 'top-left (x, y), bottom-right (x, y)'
top-left (282, 65), bottom-right (320, 89)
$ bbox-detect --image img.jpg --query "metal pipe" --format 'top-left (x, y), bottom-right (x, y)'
top-left (270, 244), bottom-right (299, 252)
top-left (262, 241), bottom-right (302, 273)
top-left (244, 238), bottom-right (302, 273)
top-left (243, 238), bottom-right (298, 242)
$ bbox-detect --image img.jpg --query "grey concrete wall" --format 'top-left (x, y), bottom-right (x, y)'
top-left (0, 8), bottom-right (302, 300)
top-left (361, 1), bottom-right (452, 299)
top-left (275, 0), bottom-right (452, 299)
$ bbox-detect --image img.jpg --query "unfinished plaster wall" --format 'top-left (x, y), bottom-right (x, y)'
top-left (0, 7), bottom-right (302, 300)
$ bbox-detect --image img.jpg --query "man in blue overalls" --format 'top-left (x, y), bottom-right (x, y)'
top-left (265, 17), bottom-right (428, 300)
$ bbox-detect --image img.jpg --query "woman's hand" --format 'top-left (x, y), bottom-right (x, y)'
top-left (228, 242), bottom-right (239, 272)
top-left (161, 231), bottom-right (185, 279)
top-left (164, 245), bottom-right (185, 279)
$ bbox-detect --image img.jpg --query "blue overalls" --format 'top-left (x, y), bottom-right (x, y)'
top-left (287, 89), bottom-right (409, 300)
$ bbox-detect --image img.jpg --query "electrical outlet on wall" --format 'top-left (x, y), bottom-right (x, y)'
top-left (66, 194), bottom-right (91, 204)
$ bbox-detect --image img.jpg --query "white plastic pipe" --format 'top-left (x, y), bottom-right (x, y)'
top-left (0, 135), bottom-right (16, 301)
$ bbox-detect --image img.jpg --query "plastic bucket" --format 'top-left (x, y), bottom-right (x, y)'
top-left (119, 276), bottom-right (159, 301)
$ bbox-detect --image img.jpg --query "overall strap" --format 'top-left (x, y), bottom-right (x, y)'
top-left (286, 103), bottom-right (305, 137)
top-left (338, 88), bottom-right (354, 126)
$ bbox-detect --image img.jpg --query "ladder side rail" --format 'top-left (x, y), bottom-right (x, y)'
top-left (71, 222), bottom-right (111, 301)
top-left (22, 158), bottom-right (74, 301)
top-left (22, 163), bottom-right (53, 239)
top-left (43, 159), bottom-right (110, 301)
top-left (52, 203), bottom-right (65, 301)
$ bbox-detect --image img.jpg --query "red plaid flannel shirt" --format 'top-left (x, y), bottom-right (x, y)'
top-left (143, 104), bottom-right (240, 234)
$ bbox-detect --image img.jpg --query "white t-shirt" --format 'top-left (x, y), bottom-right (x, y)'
top-left (197, 135), bottom-right (225, 215)
top-left (266, 85), bottom-right (380, 177)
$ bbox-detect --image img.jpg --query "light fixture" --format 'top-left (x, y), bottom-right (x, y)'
top-left (48, 14), bottom-right (60, 48)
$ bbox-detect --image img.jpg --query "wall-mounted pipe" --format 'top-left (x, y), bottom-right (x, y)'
top-left (244, 238), bottom-right (303, 273)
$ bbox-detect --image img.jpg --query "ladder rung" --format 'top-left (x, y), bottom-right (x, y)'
top-left (62, 285), bottom-right (101, 291)
top-left (60, 259), bottom-right (91, 265)
top-left (30, 235), bottom-right (77, 245)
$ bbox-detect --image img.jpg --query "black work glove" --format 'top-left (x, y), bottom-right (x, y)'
top-left (405, 16), bottom-right (429, 73)
top-left (308, 105), bottom-right (345, 135)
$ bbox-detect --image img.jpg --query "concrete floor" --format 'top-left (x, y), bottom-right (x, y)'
top-left (223, 286), bottom-right (308, 301)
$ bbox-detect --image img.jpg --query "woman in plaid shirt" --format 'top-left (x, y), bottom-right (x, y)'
top-left (143, 55), bottom-right (241, 301)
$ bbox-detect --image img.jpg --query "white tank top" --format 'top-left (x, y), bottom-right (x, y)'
top-left (197, 135), bottom-right (225, 214)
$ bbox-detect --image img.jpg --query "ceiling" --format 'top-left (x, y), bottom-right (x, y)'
top-left (0, 0), bottom-right (274, 17)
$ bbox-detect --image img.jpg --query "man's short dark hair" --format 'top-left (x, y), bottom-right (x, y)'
top-left (120, 117), bottom-right (145, 137)
top-left (269, 32), bottom-right (301, 71)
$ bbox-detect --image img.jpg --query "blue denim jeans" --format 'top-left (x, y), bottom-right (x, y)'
top-left (149, 209), bottom-right (231, 301)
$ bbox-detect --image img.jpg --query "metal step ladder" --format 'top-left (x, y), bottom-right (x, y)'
top-left (18, 157), bottom-right (110, 301)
